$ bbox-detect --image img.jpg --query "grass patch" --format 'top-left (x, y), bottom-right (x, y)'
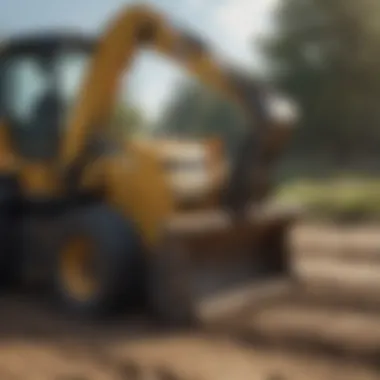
top-left (274, 177), bottom-right (380, 223)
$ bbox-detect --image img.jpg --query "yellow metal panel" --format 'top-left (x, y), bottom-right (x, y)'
top-left (79, 157), bottom-right (107, 191)
top-left (18, 161), bottom-right (61, 197)
top-left (0, 121), bottom-right (62, 197)
top-left (105, 142), bottom-right (175, 248)
top-left (0, 121), bottom-right (17, 174)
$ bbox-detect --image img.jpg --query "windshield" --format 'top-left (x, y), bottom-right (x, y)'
top-left (2, 47), bottom-right (91, 159)
top-left (4, 49), bottom-right (91, 127)
top-left (4, 57), bottom-right (50, 126)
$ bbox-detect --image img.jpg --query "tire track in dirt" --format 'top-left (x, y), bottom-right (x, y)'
top-left (208, 223), bottom-right (380, 368)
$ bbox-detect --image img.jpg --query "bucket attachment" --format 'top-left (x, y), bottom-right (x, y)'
top-left (149, 204), bottom-right (299, 326)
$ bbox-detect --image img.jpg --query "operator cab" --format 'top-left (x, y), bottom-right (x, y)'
top-left (0, 33), bottom-right (95, 160)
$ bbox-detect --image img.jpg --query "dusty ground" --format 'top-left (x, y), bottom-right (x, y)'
top-left (2, 223), bottom-right (380, 380)
top-left (1, 296), bottom-right (380, 380)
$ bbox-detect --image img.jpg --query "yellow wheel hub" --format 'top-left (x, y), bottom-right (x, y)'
top-left (60, 236), bottom-right (99, 301)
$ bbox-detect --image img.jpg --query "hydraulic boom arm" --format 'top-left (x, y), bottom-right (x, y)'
top-left (62, 4), bottom-right (297, 212)
top-left (62, 4), bottom-right (251, 167)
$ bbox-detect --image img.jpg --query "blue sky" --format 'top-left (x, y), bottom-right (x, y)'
top-left (1, 0), bottom-right (279, 120)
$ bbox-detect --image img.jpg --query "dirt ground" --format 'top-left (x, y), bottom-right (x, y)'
top-left (2, 223), bottom-right (380, 380)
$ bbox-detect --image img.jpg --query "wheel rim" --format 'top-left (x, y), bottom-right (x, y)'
top-left (60, 236), bottom-right (99, 301)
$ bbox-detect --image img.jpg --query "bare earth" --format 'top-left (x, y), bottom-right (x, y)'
top-left (2, 223), bottom-right (380, 380)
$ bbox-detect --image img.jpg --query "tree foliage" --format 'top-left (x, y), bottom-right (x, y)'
top-left (153, 0), bottom-right (380, 177)
top-left (110, 103), bottom-right (146, 137)
top-left (262, 0), bottom-right (380, 175)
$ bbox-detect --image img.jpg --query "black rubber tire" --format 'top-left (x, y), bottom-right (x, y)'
top-left (0, 214), bottom-right (16, 290)
top-left (51, 204), bottom-right (146, 318)
top-left (0, 180), bottom-right (21, 290)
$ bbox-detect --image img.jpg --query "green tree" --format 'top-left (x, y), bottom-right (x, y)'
top-left (110, 103), bottom-right (146, 138)
top-left (262, 0), bottom-right (380, 175)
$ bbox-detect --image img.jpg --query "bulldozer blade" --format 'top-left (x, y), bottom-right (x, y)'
top-left (149, 204), bottom-right (300, 326)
